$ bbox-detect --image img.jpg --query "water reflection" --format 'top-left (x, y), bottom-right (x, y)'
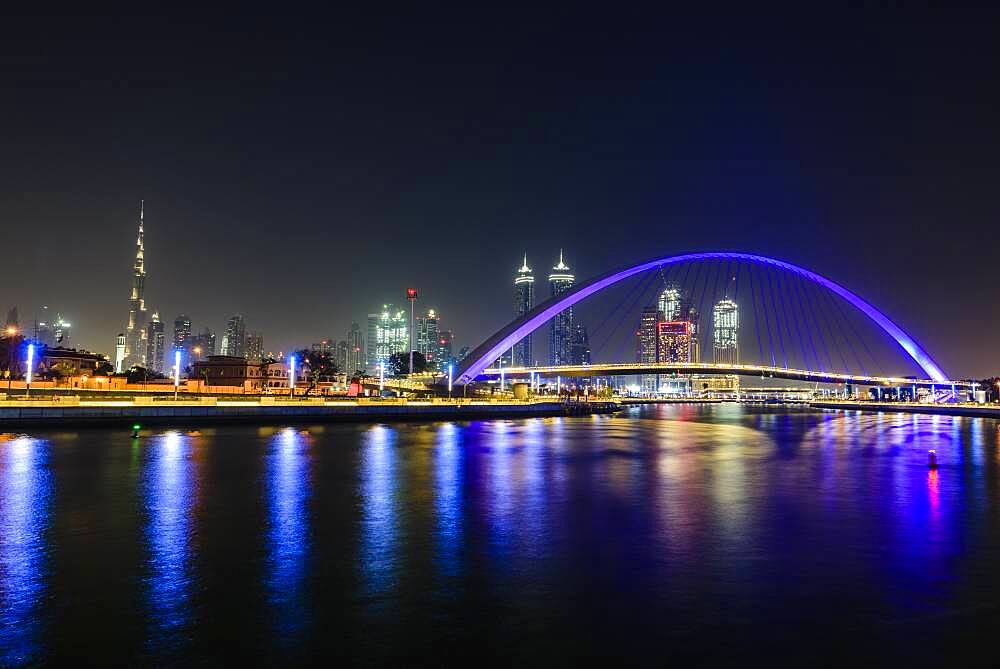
top-left (359, 425), bottom-right (399, 605)
top-left (433, 423), bottom-right (463, 580)
top-left (0, 436), bottom-right (51, 666)
top-left (266, 428), bottom-right (311, 642)
top-left (142, 431), bottom-right (197, 653)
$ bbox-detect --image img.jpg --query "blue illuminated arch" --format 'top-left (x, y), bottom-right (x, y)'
top-left (456, 252), bottom-right (948, 384)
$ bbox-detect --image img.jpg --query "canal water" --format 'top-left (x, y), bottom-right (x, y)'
top-left (2, 404), bottom-right (1000, 665)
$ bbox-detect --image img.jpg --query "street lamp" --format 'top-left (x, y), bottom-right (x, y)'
top-left (379, 361), bottom-right (385, 395)
top-left (289, 355), bottom-right (297, 398)
top-left (173, 350), bottom-right (181, 401)
top-left (25, 343), bottom-right (34, 397)
top-left (447, 363), bottom-right (453, 398)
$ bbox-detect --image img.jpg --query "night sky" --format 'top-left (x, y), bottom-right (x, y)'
top-left (1, 9), bottom-right (998, 376)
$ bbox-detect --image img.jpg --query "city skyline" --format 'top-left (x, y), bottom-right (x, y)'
top-left (1, 13), bottom-right (998, 376)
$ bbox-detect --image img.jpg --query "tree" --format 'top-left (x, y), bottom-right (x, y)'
top-left (292, 349), bottom-right (340, 395)
top-left (387, 351), bottom-right (426, 377)
top-left (94, 360), bottom-right (115, 376)
top-left (125, 366), bottom-right (166, 384)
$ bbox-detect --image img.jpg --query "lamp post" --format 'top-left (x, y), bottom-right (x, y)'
top-left (25, 343), bottom-right (35, 397)
top-left (447, 363), bottom-right (453, 398)
top-left (406, 288), bottom-right (418, 375)
top-left (379, 361), bottom-right (385, 395)
top-left (289, 355), bottom-right (297, 398)
top-left (173, 350), bottom-right (181, 401)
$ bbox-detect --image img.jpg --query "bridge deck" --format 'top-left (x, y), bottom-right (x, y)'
top-left (480, 362), bottom-right (971, 388)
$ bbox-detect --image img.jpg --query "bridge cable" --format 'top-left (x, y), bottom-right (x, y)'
top-left (763, 260), bottom-right (788, 367)
top-left (796, 270), bottom-right (836, 373)
top-left (811, 276), bottom-right (853, 375)
top-left (788, 269), bottom-right (821, 371)
top-left (828, 289), bottom-right (885, 376)
top-left (609, 263), bottom-right (666, 364)
top-left (592, 265), bottom-right (663, 360)
top-left (777, 268), bottom-right (807, 370)
top-left (747, 259), bottom-right (768, 367)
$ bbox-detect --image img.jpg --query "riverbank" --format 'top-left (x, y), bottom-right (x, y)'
top-left (0, 398), bottom-right (620, 427)
top-left (620, 397), bottom-right (725, 404)
top-left (811, 400), bottom-right (1000, 419)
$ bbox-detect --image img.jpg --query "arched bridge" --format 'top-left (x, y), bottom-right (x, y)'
top-left (456, 252), bottom-right (954, 386)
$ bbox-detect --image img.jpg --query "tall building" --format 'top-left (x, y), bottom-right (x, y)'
top-left (416, 309), bottom-right (440, 366)
top-left (246, 331), bottom-right (264, 363)
top-left (345, 322), bottom-right (364, 374)
top-left (123, 201), bottom-right (149, 369)
top-left (53, 314), bottom-right (71, 346)
top-left (437, 329), bottom-right (454, 370)
top-left (658, 284), bottom-right (681, 321)
top-left (190, 328), bottom-right (216, 361)
top-left (636, 306), bottom-right (663, 394)
top-left (513, 254), bottom-right (534, 366)
top-left (335, 340), bottom-right (349, 371)
top-left (658, 321), bottom-right (693, 364)
top-left (570, 323), bottom-right (591, 365)
top-left (173, 315), bottom-right (192, 354)
top-left (548, 250), bottom-right (575, 366)
top-left (145, 313), bottom-right (165, 373)
top-left (712, 299), bottom-right (739, 364)
top-left (115, 333), bottom-right (126, 373)
top-left (221, 314), bottom-right (246, 357)
top-left (366, 306), bottom-right (407, 371)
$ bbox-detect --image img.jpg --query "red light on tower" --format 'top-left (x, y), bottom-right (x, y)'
top-left (407, 288), bottom-right (418, 300)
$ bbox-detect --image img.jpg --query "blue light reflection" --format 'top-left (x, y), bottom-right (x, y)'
top-left (266, 428), bottom-right (311, 643)
top-left (143, 431), bottom-right (196, 652)
top-left (0, 436), bottom-right (51, 666)
top-left (359, 425), bottom-right (399, 605)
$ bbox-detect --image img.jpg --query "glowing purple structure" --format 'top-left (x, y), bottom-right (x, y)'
top-left (456, 252), bottom-right (948, 385)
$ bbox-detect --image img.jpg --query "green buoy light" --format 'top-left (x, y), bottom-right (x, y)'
top-left (132, 424), bottom-right (141, 438)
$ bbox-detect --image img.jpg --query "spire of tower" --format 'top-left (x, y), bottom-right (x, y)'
top-left (553, 249), bottom-right (570, 271)
top-left (518, 253), bottom-right (531, 273)
top-left (134, 200), bottom-right (145, 276)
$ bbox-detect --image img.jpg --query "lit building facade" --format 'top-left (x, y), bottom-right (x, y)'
top-left (548, 251), bottom-right (575, 366)
top-left (173, 315), bottom-right (192, 355)
top-left (658, 285), bottom-right (681, 321)
top-left (658, 321), bottom-right (693, 364)
top-left (115, 333), bottom-right (126, 373)
top-left (437, 330), bottom-right (454, 369)
top-left (221, 314), bottom-right (246, 357)
top-left (366, 305), bottom-right (408, 371)
top-left (189, 328), bottom-right (216, 362)
top-left (513, 254), bottom-right (534, 366)
top-left (416, 309), bottom-right (440, 366)
top-left (123, 201), bottom-right (149, 369)
top-left (570, 323), bottom-right (591, 365)
top-left (636, 306), bottom-right (662, 394)
top-left (246, 332), bottom-right (264, 363)
top-left (346, 322), bottom-right (364, 374)
top-left (144, 312), bottom-right (165, 373)
top-left (712, 299), bottom-right (739, 365)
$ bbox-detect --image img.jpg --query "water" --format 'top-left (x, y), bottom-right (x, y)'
top-left (2, 404), bottom-right (1000, 666)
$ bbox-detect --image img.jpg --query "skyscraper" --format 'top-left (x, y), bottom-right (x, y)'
top-left (123, 201), bottom-right (148, 369)
top-left (416, 309), bottom-right (440, 367)
top-left (221, 315), bottom-right (246, 357)
top-left (658, 321), bottom-right (693, 363)
top-left (345, 322), bottom-right (364, 374)
top-left (437, 329), bottom-right (454, 369)
top-left (636, 306), bottom-right (662, 394)
top-left (145, 313), bottom-right (165, 373)
top-left (366, 306), bottom-right (407, 371)
top-left (658, 284), bottom-right (681, 321)
top-left (712, 299), bottom-right (739, 364)
top-left (246, 332), bottom-right (264, 363)
top-left (513, 254), bottom-right (534, 366)
top-left (548, 250), bottom-right (575, 366)
top-left (190, 328), bottom-right (216, 361)
top-left (115, 333), bottom-right (126, 373)
top-left (335, 340), bottom-right (349, 371)
top-left (570, 323), bottom-right (591, 365)
top-left (173, 315), bottom-right (192, 355)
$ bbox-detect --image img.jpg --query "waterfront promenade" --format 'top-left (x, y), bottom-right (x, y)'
top-left (811, 400), bottom-right (1000, 419)
top-left (0, 396), bottom-right (618, 426)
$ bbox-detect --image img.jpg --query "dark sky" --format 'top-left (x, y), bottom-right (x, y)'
top-left (1, 9), bottom-right (998, 376)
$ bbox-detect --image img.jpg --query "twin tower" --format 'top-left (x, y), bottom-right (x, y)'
top-left (511, 251), bottom-right (586, 368)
